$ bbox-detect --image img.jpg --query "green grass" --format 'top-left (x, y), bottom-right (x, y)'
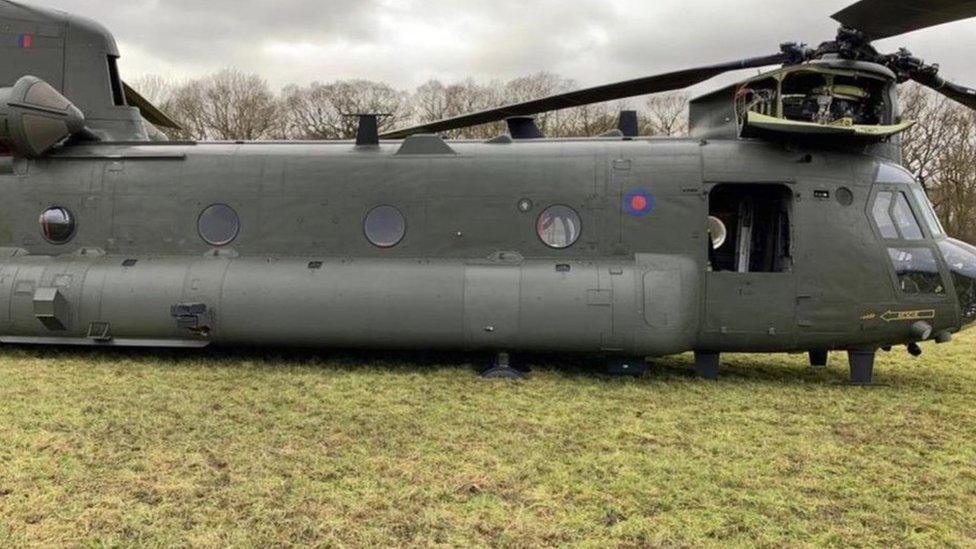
top-left (1, 332), bottom-right (976, 548)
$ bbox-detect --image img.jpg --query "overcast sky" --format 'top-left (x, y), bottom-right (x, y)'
top-left (26, 0), bottom-right (976, 96)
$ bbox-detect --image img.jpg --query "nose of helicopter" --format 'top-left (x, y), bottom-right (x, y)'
top-left (939, 239), bottom-right (976, 330)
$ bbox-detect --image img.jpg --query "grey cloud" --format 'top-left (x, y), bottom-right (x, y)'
top-left (25, 0), bottom-right (976, 93)
top-left (34, 0), bottom-right (386, 65)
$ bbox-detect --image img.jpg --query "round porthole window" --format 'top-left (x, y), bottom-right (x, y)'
top-left (39, 206), bottom-right (76, 244)
top-left (364, 205), bottom-right (406, 248)
top-left (198, 203), bottom-right (240, 246)
top-left (537, 205), bottom-right (581, 249)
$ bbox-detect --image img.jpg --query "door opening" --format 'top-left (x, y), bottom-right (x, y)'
top-left (708, 184), bottom-right (793, 273)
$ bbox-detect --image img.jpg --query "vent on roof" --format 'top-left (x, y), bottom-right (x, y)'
top-left (395, 134), bottom-right (456, 155)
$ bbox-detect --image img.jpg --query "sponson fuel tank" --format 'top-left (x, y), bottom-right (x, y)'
top-left (0, 253), bottom-right (697, 356)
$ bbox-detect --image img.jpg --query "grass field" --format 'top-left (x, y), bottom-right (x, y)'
top-left (1, 332), bottom-right (975, 547)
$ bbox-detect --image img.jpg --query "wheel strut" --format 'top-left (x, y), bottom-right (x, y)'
top-left (847, 350), bottom-right (877, 386)
top-left (694, 352), bottom-right (720, 380)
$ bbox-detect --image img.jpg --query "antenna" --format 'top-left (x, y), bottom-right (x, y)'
top-left (343, 113), bottom-right (392, 147)
top-left (617, 110), bottom-right (639, 137)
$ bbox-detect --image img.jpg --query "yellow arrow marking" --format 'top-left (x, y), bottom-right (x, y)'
top-left (879, 309), bottom-right (936, 323)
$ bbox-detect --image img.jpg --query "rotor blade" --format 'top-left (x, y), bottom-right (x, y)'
top-left (122, 81), bottom-right (183, 130)
top-left (380, 53), bottom-right (788, 139)
top-left (833, 0), bottom-right (976, 40)
top-left (911, 72), bottom-right (976, 110)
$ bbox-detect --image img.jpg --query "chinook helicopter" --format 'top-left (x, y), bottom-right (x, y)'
top-left (1, 0), bottom-right (975, 383)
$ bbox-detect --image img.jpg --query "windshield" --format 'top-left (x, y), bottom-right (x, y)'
top-left (939, 239), bottom-right (976, 325)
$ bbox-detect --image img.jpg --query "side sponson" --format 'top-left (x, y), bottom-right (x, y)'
top-left (0, 253), bottom-right (699, 356)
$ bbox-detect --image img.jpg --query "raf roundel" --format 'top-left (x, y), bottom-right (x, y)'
top-left (623, 189), bottom-right (656, 217)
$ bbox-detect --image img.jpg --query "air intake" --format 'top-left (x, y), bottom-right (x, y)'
top-left (0, 76), bottom-right (87, 157)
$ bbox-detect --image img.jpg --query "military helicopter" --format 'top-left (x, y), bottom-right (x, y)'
top-left (1, 0), bottom-right (975, 383)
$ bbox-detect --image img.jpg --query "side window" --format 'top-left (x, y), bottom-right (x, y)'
top-left (39, 206), bottom-right (76, 244)
top-left (872, 191), bottom-right (898, 239)
top-left (888, 248), bottom-right (945, 295)
top-left (536, 205), bottom-right (581, 249)
top-left (364, 205), bottom-right (406, 248)
top-left (872, 191), bottom-right (924, 240)
top-left (198, 204), bottom-right (240, 246)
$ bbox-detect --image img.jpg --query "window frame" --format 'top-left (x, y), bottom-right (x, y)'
top-left (890, 191), bottom-right (925, 241)
top-left (886, 246), bottom-right (947, 297)
top-left (705, 182), bottom-right (795, 274)
top-left (871, 190), bottom-right (900, 240)
top-left (363, 204), bottom-right (407, 249)
top-left (870, 187), bottom-right (927, 241)
top-left (536, 204), bottom-right (583, 250)
top-left (911, 187), bottom-right (945, 238)
top-left (197, 203), bottom-right (241, 247)
top-left (868, 185), bottom-right (952, 302)
top-left (39, 205), bottom-right (77, 245)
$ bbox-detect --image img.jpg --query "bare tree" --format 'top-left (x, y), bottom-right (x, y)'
top-left (128, 74), bottom-right (174, 105)
top-left (412, 74), bottom-right (625, 138)
top-left (559, 103), bottom-right (619, 137)
top-left (412, 80), bottom-right (451, 124)
top-left (901, 84), bottom-right (976, 242)
top-left (504, 72), bottom-right (574, 136)
top-left (284, 80), bottom-right (407, 140)
top-left (164, 69), bottom-right (284, 141)
top-left (642, 93), bottom-right (689, 136)
top-left (900, 84), bottom-right (959, 185)
top-left (409, 78), bottom-right (505, 139)
top-left (927, 111), bottom-right (976, 242)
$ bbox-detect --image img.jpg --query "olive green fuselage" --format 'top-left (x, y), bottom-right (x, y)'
top-left (0, 137), bottom-right (969, 356)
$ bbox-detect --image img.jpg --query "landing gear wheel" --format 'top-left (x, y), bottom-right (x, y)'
top-left (480, 366), bottom-right (525, 380)
top-left (480, 352), bottom-right (525, 380)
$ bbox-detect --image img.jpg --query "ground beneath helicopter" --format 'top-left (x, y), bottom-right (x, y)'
top-left (1, 334), bottom-right (974, 546)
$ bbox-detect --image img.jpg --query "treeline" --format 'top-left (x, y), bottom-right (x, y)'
top-left (132, 69), bottom-right (688, 141)
top-left (133, 70), bottom-right (975, 242)
top-left (900, 84), bottom-right (976, 242)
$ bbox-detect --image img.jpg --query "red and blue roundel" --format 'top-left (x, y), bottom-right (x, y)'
top-left (623, 188), bottom-right (655, 217)
top-left (18, 34), bottom-right (34, 49)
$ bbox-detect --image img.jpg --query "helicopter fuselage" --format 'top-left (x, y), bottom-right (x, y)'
top-left (1, 136), bottom-right (972, 358)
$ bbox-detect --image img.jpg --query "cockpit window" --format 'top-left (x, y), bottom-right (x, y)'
top-left (891, 193), bottom-right (924, 240)
top-left (872, 191), bottom-right (925, 240)
top-left (912, 188), bottom-right (944, 238)
top-left (872, 191), bottom-right (899, 239)
top-left (938, 239), bottom-right (976, 323)
top-left (888, 248), bottom-right (945, 295)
